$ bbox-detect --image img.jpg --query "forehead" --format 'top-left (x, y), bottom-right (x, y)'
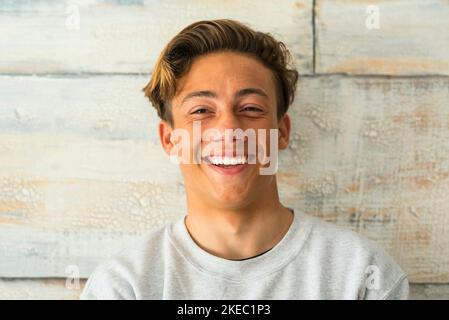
top-left (174, 51), bottom-right (277, 101)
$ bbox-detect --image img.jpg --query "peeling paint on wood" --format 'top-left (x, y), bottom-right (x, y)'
top-left (0, 75), bottom-right (186, 277)
top-left (410, 283), bottom-right (449, 300)
top-left (0, 0), bottom-right (313, 74)
top-left (0, 0), bottom-right (448, 298)
top-left (315, 0), bottom-right (449, 75)
top-left (0, 278), bottom-right (86, 300)
top-left (280, 75), bottom-right (449, 283)
top-left (0, 75), bottom-right (448, 283)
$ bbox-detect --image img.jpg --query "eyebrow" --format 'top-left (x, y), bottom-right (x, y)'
top-left (180, 87), bottom-right (269, 106)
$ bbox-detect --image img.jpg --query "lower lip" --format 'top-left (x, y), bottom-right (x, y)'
top-left (206, 163), bottom-right (250, 175)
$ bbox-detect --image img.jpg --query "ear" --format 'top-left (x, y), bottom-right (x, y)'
top-left (158, 120), bottom-right (174, 156)
top-left (278, 113), bottom-right (291, 150)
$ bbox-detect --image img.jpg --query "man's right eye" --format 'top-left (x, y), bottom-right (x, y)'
top-left (191, 108), bottom-right (209, 114)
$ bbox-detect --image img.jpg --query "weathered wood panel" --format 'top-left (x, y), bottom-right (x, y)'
top-left (1, 75), bottom-right (448, 283)
top-left (0, 0), bottom-right (313, 75)
top-left (0, 75), bottom-right (186, 277)
top-left (410, 284), bottom-right (449, 300)
top-left (0, 278), bottom-right (86, 300)
top-left (281, 75), bottom-right (449, 283)
top-left (315, 0), bottom-right (449, 75)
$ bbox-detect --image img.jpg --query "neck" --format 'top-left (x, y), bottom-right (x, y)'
top-left (184, 179), bottom-right (294, 260)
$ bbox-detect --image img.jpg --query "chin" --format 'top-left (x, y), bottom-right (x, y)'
top-left (212, 189), bottom-right (251, 207)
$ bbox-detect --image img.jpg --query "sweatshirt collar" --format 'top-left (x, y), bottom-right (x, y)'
top-left (168, 207), bottom-right (312, 282)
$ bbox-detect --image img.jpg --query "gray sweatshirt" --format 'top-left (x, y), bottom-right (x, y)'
top-left (80, 208), bottom-right (409, 300)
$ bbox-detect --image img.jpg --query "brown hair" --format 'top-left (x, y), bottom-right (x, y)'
top-left (143, 19), bottom-right (299, 127)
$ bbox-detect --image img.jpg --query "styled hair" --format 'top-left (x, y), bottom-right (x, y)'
top-left (143, 19), bottom-right (299, 127)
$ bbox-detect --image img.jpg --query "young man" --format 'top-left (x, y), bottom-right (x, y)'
top-left (81, 19), bottom-right (409, 299)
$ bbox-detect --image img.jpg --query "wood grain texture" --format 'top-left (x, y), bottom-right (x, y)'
top-left (410, 283), bottom-right (449, 300)
top-left (282, 75), bottom-right (449, 283)
top-left (315, 0), bottom-right (449, 75)
top-left (1, 0), bottom-right (448, 296)
top-left (0, 278), bottom-right (86, 300)
top-left (1, 75), bottom-right (448, 283)
top-left (0, 0), bottom-right (313, 74)
top-left (0, 75), bottom-right (186, 277)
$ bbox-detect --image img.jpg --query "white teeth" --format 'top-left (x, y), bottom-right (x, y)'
top-left (206, 155), bottom-right (247, 165)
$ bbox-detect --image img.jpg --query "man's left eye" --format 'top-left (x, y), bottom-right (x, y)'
top-left (242, 106), bottom-right (262, 112)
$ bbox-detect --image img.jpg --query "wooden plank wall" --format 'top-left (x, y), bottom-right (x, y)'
top-left (0, 0), bottom-right (448, 299)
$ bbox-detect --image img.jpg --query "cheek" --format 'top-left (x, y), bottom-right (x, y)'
top-left (256, 129), bottom-right (278, 159)
top-left (170, 127), bottom-right (201, 164)
top-left (178, 164), bottom-right (202, 184)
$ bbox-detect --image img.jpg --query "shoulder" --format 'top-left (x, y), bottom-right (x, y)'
top-left (80, 222), bottom-right (169, 300)
top-left (297, 211), bottom-right (409, 299)
top-left (301, 212), bottom-right (385, 258)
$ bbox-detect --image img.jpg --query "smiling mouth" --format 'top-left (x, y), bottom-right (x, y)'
top-left (201, 154), bottom-right (257, 168)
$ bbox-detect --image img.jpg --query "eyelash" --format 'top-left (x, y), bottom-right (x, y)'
top-left (190, 106), bottom-right (263, 115)
top-left (242, 106), bottom-right (262, 112)
top-left (191, 108), bottom-right (210, 115)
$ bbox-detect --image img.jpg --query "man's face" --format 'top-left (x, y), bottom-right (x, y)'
top-left (160, 51), bottom-right (290, 209)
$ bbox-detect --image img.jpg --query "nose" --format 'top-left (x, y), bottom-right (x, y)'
top-left (212, 106), bottom-right (242, 141)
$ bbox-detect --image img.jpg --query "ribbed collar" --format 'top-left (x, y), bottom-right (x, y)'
top-left (168, 207), bottom-right (313, 282)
